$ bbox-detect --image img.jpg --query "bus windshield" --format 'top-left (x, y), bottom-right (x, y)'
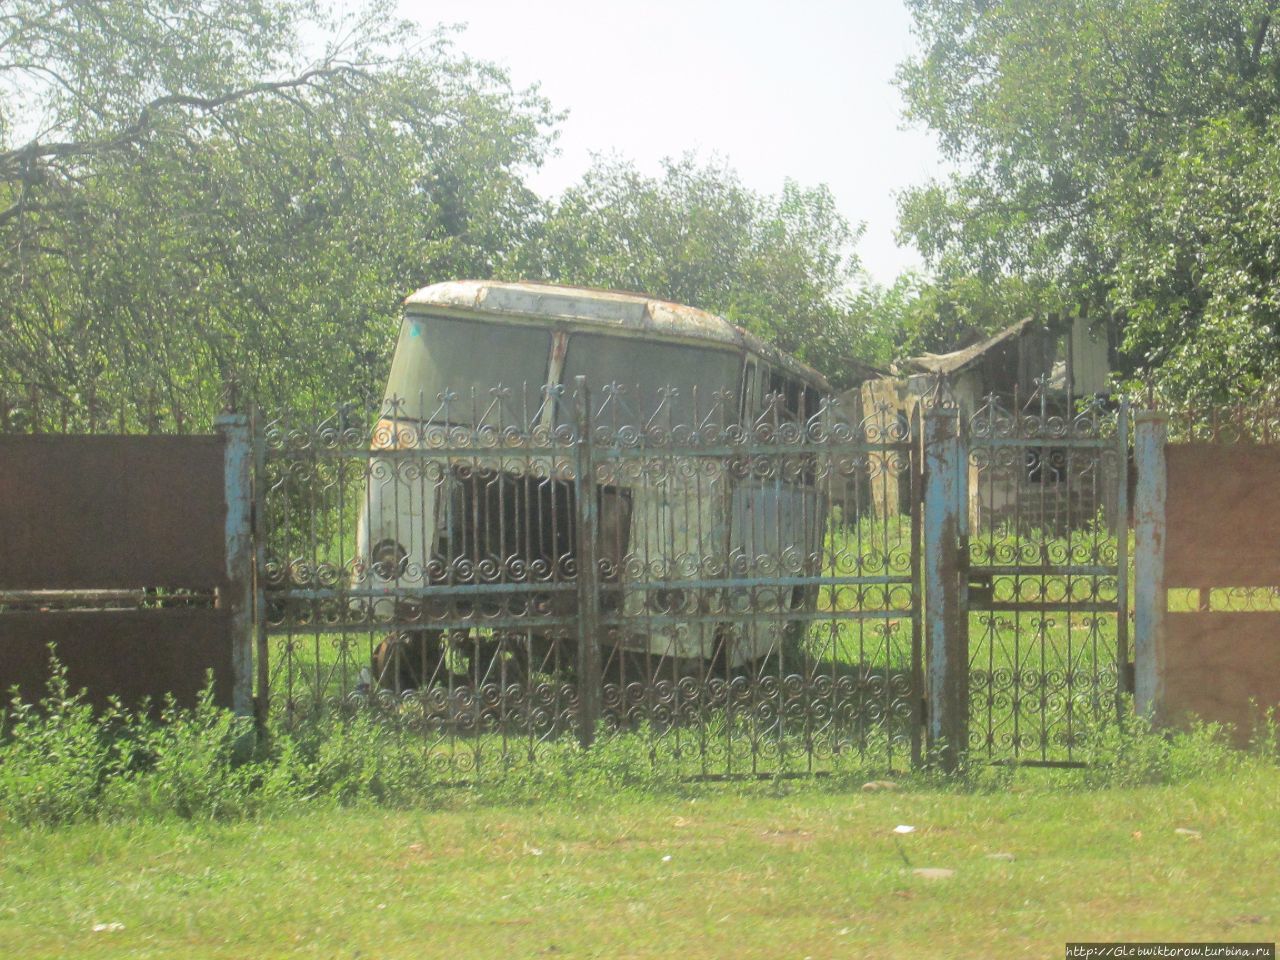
top-left (384, 314), bottom-right (551, 424)
top-left (563, 332), bottom-right (741, 425)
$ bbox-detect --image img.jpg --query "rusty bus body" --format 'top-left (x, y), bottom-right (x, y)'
top-left (356, 281), bottom-right (831, 686)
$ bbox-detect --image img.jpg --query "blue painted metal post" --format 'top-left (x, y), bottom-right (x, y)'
top-left (216, 413), bottom-right (255, 719)
top-left (1133, 411), bottom-right (1168, 721)
top-left (1115, 399), bottom-right (1131, 715)
top-left (924, 406), bottom-right (966, 771)
top-left (573, 377), bottom-right (602, 748)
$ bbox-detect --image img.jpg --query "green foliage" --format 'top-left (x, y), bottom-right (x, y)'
top-left (508, 155), bottom-right (869, 386)
top-left (0, 655), bottom-right (130, 826)
top-left (1073, 709), bottom-right (1238, 788)
top-left (4, 645), bottom-right (1277, 830)
top-left (850, 270), bottom-right (1046, 359)
top-left (896, 0), bottom-right (1280, 395)
top-left (1, 0), bottom-right (558, 429)
top-left (1102, 112), bottom-right (1280, 402)
top-left (105, 686), bottom-right (262, 821)
top-left (0, 2), bottom-right (883, 422)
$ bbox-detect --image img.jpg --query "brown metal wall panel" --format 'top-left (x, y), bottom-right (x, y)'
top-left (0, 609), bottom-right (233, 711)
top-left (1165, 444), bottom-right (1280, 588)
top-left (0, 436), bottom-right (226, 589)
top-left (1163, 612), bottom-right (1280, 745)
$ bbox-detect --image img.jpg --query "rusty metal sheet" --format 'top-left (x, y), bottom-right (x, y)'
top-left (0, 435), bottom-right (226, 589)
top-left (1165, 444), bottom-right (1280, 588)
top-left (0, 609), bottom-right (234, 711)
top-left (1163, 612), bottom-right (1280, 745)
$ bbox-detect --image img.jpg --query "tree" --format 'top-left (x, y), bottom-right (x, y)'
top-left (510, 156), bottom-right (870, 387)
top-left (896, 0), bottom-right (1280, 397)
top-left (1103, 112), bottom-right (1280, 401)
top-left (0, 0), bottom-right (557, 429)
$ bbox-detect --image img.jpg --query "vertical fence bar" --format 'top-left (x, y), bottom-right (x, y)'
top-left (574, 376), bottom-right (602, 748)
top-left (955, 402), bottom-right (970, 746)
top-left (909, 405), bottom-right (924, 768)
top-left (216, 412), bottom-right (254, 719)
top-left (924, 406), bottom-right (966, 771)
top-left (252, 409), bottom-right (270, 725)
top-left (1115, 399), bottom-right (1131, 716)
top-left (1133, 410), bottom-right (1168, 721)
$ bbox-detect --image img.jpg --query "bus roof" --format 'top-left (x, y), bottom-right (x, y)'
top-left (404, 280), bottom-right (831, 392)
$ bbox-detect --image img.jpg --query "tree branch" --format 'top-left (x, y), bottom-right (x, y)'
top-left (0, 61), bottom-right (366, 181)
top-left (1250, 14), bottom-right (1272, 70)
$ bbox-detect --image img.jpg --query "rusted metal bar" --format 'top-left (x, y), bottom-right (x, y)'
top-left (215, 413), bottom-right (255, 719)
top-left (1116, 398), bottom-right (1131, 707)
top-left (573, 376), bottom-right (602, 748)
top-left (924, 406), bottom-right (966, 772)
top-left (0, 589), bottom-right (148, 605)
top-left (1133, 410), bottom-right (1168, 720)
top-left (910, 404), bottom-right (925, 767)
top-left (252, 408), bottom-right (270, 726)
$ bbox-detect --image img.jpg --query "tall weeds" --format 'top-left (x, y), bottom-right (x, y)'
top-left (1, 651), bottom-right (1274, 829)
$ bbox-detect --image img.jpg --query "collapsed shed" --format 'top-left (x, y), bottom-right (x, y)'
top-left (859, 315), bottom-right (1115, 530)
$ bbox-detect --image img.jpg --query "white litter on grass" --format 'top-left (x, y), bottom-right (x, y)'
top-left (92, 923), bottom-right (124, 933)
top-left (529, 847), bottom-right (544, 857)
top-left (661, 855), bottom-right (672, 862)
top-left (893, 825), bottom-right (916, 834)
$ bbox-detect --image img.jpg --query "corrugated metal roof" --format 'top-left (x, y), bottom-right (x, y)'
top-left (404, 280), bottom-right (832, 391)
top-left (896, 317), bottom-right (1036, 376)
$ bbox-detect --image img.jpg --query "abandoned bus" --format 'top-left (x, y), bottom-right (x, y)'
top-left (356, 280), bottom-right (832, 687)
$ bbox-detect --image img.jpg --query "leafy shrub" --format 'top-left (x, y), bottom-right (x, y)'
top-left (0, 654), bottom-right (129, 826)
top-left (1, 651), bottom-right (1275, 829)
top-left (1077, 707), bottom-right (1241, 788)
top-left (104, 685), bottom-right (261, 821)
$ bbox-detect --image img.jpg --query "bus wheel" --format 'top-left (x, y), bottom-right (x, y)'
top-left (371, 630), bottom-right (445, 693)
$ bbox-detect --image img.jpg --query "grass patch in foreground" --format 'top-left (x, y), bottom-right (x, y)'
top-left (1, 767), bottom-right (1278, 959)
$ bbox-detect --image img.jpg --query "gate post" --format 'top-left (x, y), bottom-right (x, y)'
top-left (573, 377), bottom-right (602, 748)
top-left (252, 408), bottom-right (269, 726)
top-left (215, 412), bottom-right (254, 719)
top-left (1133, 411), bottom-right (1168, 720)
top-left (924, 406), bottom-right (966, 771)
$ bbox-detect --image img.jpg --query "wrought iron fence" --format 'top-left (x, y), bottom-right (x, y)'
top-left (256, 381), bottom-right (922, 778)
top-left (965, 388), bottom-right (1128, 765)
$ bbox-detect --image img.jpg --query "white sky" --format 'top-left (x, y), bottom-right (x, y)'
top-left (395, 0), bottom-right (944, 286)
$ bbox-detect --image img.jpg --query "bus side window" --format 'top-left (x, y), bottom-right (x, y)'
top-left (803, 385), bottom-right (820, 421)
top-left (766, 368), bottom-right (785, 419)
top-left (753, 363), bottom-right (770, 420)
top-left (767, 369), bottom-right (802, 422)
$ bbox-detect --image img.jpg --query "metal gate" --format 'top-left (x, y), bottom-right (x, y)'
top-left (255, 382), bottom-right (922, 778)
top-left (0, 419), bottom-right (254, 716)
top-left (964, 388), bottom-right (1128, 764)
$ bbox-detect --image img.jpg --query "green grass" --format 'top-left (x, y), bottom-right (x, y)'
top-left (2, 765), bottom-right (1278, 959)
top-left (4, 655), bottom-right (1279, 956)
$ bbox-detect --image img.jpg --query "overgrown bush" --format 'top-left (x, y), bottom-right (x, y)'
top-left (0, 657), bottom-right (129, 825)
top-left (104, 688), bottom-right (264, 821)
top-left (1076, 708), bottom-right (1242, 788)
top-left (1, 651), bottom-right (1275, 829)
